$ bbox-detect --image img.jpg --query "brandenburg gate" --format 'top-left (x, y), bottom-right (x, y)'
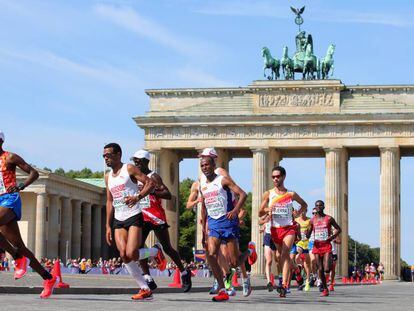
top-left (135, 79), bottom-right (414, 280)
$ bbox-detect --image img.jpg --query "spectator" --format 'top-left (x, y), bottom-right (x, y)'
top-left (79, 259), bottom-right (87, 274)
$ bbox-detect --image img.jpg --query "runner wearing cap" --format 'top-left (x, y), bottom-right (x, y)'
top-left (131, 149), bottom-right (192, 292)
top-left (0, 131), bottom-right (59, 298)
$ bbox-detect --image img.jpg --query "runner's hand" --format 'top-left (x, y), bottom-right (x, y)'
top-left (106, 227), bottom-right (112, 246)
top-left (124, 195), bottom-right (138, 208)
top-left (7, 185), bottom-right (20, 193)
top-left (226, 209), bottom-right (238, 219)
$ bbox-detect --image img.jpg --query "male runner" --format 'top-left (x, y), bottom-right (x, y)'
top-left (105, 143), bottom-right (164, 300)
top-left (131, 149), bottom-right (192, 292)
top-left (259, 214), bottom-right (277, 291)
top-left (295, 210), bottom-right (312, 291)
top-left (199, 156), bottom-right (255, 302)
top-left (259, 165), bottom-right (307, 297)
top-left (328, 237), bottom-right (341, 291)
top-left (306, 200), bottom-right (341, 297)
top-left (0, 131), bottom-right (59, 298)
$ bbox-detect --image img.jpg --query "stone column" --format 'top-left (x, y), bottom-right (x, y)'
top-left (101, 206), bottom-right (109, 260)
top-left (60, 197), bottom-right (72, 262)
top-left (35, 192), bottom-right (47, 259)
top-left (380, 147), bottom-right (400, 280)
top-left (195, 150), bottom-right (204, 251)
top-left (81, 202), bottom-right (92, 259)
top-left (215, 148), bottom-right (231, 171)
top-left (267, 149), bottom-right (282, 189)
top-left (47, 194), bottom-right (60, 259)
top-left (324, 147), bottom-right (348, 276)
top-left (92, 205), bottom-right (102, 260)
top-left (71, 200), bottom-right (82, 258)
top-left (251, 148), bottom-right (268, 275)
top-left (340, 150), bottom-right (349, 277)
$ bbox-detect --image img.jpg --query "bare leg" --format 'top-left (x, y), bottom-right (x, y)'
top-left (155, 227), bottom-right (185, 272)
top-left (276, 234), bottom-right (295, 287)
top-left (0, 233), bottom-right (21, 259)
top-left (206, 237), bottom-right (225, 289)
top-left (264, 246), bottom-right (273, 283)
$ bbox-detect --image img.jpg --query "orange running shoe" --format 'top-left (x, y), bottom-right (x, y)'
top-left (212, 289), bottom-right (229, 302)
top-left (14, 256), bottom-right (30, 280)
top-left (153, 243), bottom-right (167, 271)
top-left (131, 288), bottom-right (153, 300)
top-left (321, 289), bottom-right (329, 297)
top-left (40, 275), bottom-right (60, 299)
top-left (247, 242), bottom-right (257, 265)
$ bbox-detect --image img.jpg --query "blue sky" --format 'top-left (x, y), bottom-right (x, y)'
top-left (1, 0), bottom-right (413, 263)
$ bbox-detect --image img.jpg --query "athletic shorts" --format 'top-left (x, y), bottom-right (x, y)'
top-left (113, 213), bottom-right (143, 230)
top-left (208, 226), bottom-right (240, 242)
top-left (290, 244), bottom-right (297, 255)
top-left (308, 240), bottom-right (314, 251)
top-left (332, 254), bottom-right (338, 262)
top-left (263, 233), bottom-right (276, 251)
top-left (270, 225), bottom-right (297, 246)
top-left (312, 240), bottom-right (332, 255)
top-left (143, 221), bottom-right (170, 233)
top-left (296, 240), bottom-right (309, 250)
top-left (297, 243), bottom-right (309, 254)
top-left (0, 193), bottom-right (22, 221)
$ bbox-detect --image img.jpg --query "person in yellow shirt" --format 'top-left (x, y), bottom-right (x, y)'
top-left (295, 211), bottom-right (311, 291)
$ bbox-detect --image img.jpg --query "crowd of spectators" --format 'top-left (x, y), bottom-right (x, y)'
top-left (350, 262), bottom-right (385, 281)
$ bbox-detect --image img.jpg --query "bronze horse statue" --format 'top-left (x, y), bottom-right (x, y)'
top-left (262, 47), bottom-right (280, 80)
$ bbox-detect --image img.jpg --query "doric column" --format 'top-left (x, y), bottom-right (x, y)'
top-left (195, 149), bottom-right (204, 251)
top-left (81, 202), bottom-right (92, 259)
top-left (267, 149), bottom-right (282, 189)
top-left (35, 192), bottom-right (47, 259)
top-left (324, 147), bottom-right (348, 276)
top-left (71, 200), bottom-right (82, 258)
top-left (251, 148), bottom-right (268, 275)
top-left (60, 197), bottom-right (72, 261)
top-left (145, 149), bottom-right (161, 247)
top-left (215, 148), bottom-right (231, 171)
top-left (380, 147), bottom-right (400, 280)
top-left (92, 205), bottom-right (102, 260)
top-left (47, 194), bottom-right (60, 258)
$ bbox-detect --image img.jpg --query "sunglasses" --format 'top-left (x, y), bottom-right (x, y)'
top-left (102, 153), bottom-right (115, 158)
top-left (271, 175), bottom-right (282, 179)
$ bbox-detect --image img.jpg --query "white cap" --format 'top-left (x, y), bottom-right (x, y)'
top-left (131, 149), bottom-right (150, 160)
top-left (198, 147), bottom-right (218, 158)
top-left (0, 131), bottom-right (4, 142)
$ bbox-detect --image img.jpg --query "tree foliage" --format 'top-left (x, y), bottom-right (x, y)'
top-left (53, 167), bottom-right (104, 179)
top-left (178, 178), bottom-right (196, 261)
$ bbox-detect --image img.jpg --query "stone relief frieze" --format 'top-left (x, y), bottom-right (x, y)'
top-left (258, 92), bottom-right (334, 107)
top-left (147, 124), bottom-right (414, 140)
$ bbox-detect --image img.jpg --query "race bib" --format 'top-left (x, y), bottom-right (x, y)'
top-left (272, 206), bottom-right (289, 218)
top-left (0, 172), bottom-right (6, 195)
top-left (315, 228), bottom-right (329, 241)
top-left (300, 231), bottom-right (308, 241)
top-left (139, 195), bottom-right (150, 209)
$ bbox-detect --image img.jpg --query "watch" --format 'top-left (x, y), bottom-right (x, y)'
top-left (18, 182), bottom-right (25, 191)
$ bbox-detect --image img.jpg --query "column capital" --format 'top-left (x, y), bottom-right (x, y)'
top-left (379, 146), bottom-right (400, 153)
top-left (250, 147), bottom-right (268, 153)
top-left (323, 146), bottom-right (344, 153)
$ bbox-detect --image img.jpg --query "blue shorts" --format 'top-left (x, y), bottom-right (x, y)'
top-left (208, 226), bottom-right (239, 242)
top-left (290, 244), bottom-right (297, 255)
top-left (308, 240), bottom-right (314, 251)
top-left (0, 193), bottom-right (22, 221)
top-left (263, 233), bottom-right (276, 251)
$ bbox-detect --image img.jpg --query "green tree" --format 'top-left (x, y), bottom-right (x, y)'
top-left (348, 236), bottom-right (379, 270)
top-left (178, 178), bottom-right (196, 261)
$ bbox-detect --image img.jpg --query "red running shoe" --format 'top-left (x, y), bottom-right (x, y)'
top-left (153, 243), bottom-right (167, 271)
top-left (212, 289), bottom-right (229, 302)
top-left (40, 275), bottom-right (60, 299)
top-left (329, 284), bottom-right (335, 292)
top-left (321, 289), bottom-right (329, 297)
top-left (14, 257), bottom-right (30, 280)
top-left (247, 242), bottom-right (257, 265)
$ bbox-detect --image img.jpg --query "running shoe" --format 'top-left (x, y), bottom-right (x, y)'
top-left (212, 289), bottom-right (229, 302)
top-left (319, 285), bottom-right (324, 292)
top-left (152, 243), bottom-right (167, 271)
top-left (242, 278), bottom-right (252, 297)
top-left (266, 282), bottom-right (274, 292)
top-left (224, 269), bottom-right (234, 290)
top-left (14, 256), bottom-right (30, 280)
top-left (278, 276), bottom-right (283, 288)
top-left (131, 288), bottom-right (153, 300)
top-left (286, 287), bottom-right (291, 294)
top-left (145, 276), bottom-right (157, 291)
top-left (39, 275), bottom-right (60, 299)
top-left (278, 285), bottom-right (287, 298)
top-left (321, 289), bottom-right (329, 297)
top-left (329, 284), bottom-right (335, 292)
top-left (297, 284), bottom-right (304, 291)
top-left (181, 269), bottom-right (192, 293)
top-left (227, 287), bottom-right (236, 296)
top-left (209, 279), bottom-right (219, 295)
top-left (304, 281), bottom-right (311, 292)
top-left (247, 242), bottom-right (257, 265)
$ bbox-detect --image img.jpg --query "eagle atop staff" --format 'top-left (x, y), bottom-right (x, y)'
top-left (290, 6), bottom-right (305, 17)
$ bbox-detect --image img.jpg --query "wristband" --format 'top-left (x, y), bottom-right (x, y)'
top-left (18, 182), bottom-right (25, 191)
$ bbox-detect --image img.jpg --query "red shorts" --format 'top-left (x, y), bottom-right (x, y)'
top-left (270, 225), bottom-right (297, 246)
top-left (312, 240), bottom-right (332, 255)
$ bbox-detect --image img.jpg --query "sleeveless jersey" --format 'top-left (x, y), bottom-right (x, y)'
top-left (264, 221), bottom-right (271, 234)
top-left (138, 171), bottom-right (167, 225)
top-left (107, 164), bottom-right (141, 221)
top-left (0, 152), bottom-right (16, 196)
top-left (311, 215), bottom-right (332, 242)
top-left (331, 241), bottom-right (337, 255)
top-left (268, 189), bottom-right (294, 228)
top-left (295, 217), bottom-right (311, 241)
top-left (200, 168), bottom-right (237, 205)
top-left (199, 174), bottom-right (237, 229)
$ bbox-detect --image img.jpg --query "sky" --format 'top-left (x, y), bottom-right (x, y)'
top-left (0, 0), bottom-right (413, 263)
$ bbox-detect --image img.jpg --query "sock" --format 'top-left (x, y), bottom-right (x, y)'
top-left (143, 274), bottom-right (153, 281)
top-left (125, 262), bottom-right (149, 290)
top-left (139, 247), bottom-right (158, 260)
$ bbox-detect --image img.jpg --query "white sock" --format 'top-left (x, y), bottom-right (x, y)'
top-left (143, 274), bottom-right (153, 281)
top-left (139, 247), bottom-right (159, 260)
top-left (125, 262), bottom-right (149, 290)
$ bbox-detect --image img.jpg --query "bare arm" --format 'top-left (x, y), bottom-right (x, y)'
top-left (150, 173), bottom-right (171, 200)
top-left (292, 192), bottom-right (308, 217)
top-left (258, 213), bottom-right (271, 225)
top-left (306, 221), bottom-right (314, 239)
top-left (258, 191), bottom-right (270, 217)
top-left (222, 176), bottom-right (246, 219)
top-left (7, 153), bottom-right (39, 193)
top-left (328, 217), bottom-right (342, 242)
top-left (105, 173), bottom-right (114, 245)
top-left (126, 164), bottom-right (155, 206)
top-left (186, 181), bottom-right (201, 209)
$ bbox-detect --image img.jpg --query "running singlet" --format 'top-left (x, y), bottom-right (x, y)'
top-left (0, 152), bottom-right (16, 195)
top-left (107, 164), bottom-right (141, 221)
top-left (296, 217), bottom-right (311, 241)
top-left (138, 171), bottom-right (167, 225)
top-left (199, 174), bottom-right (237, 229)
top-left (268, 189), bottom-right (294, 228)
top-left (311, 215), bottom-right (332, 242)
top-left (331, 242), bottom-right (337, 255)
top-left (200, 168), bottom-right (237, 205)
top-left (264, 221), bottom-right (271, 234)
